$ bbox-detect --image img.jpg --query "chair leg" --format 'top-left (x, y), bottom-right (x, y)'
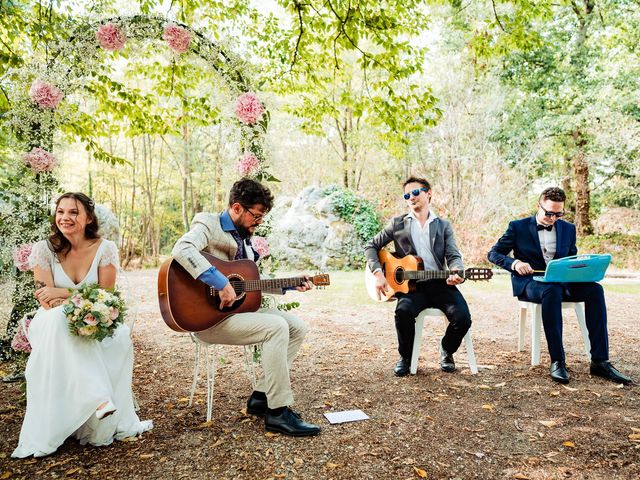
top-left (205, 345), bottom-right (215, 423)
top-left (518, 307), bottom-right (527, 352)
top-left (531, 305), bottom-right (542, 366)
top-left (188, 341), bottom-right (200, 407)
top-left (574, 303), bottom-right (591, 361)
top-left (410, 317), bottom-right (424, 375)
top-left (463, 331), bottom-right (479, 375)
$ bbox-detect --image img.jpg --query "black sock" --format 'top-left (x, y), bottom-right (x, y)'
top-left (251, 390), bottom-right (267, 400)
top-left (268, 406), bottom-right (286, 415)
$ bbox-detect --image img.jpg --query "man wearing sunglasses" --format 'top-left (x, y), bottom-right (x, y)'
top-left (488, 187), bottom-right (632, 385)
top-left (171, 178), bottom-right (321, 437)
top-left (365, 177), bottom-right (472, 377)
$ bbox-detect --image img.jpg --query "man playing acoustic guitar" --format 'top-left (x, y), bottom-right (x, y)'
top-left (365, 177), bottom-right (472, 376)
top-left (171, 178), bottom-right (320, 436)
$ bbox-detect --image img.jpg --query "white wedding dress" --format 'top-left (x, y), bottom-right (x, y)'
top-left (12, 239), bottom-right (152, 458)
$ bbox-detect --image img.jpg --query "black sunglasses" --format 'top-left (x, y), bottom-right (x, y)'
top-left (403, 187), bottom-right (429, 200)
top-left (538, 203), bottom-right (565, 218)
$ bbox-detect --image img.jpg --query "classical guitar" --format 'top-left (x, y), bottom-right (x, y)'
top-left (365, 250), bottom-right (493, 302)
top-left (158, 251), bottom-right (330, 332)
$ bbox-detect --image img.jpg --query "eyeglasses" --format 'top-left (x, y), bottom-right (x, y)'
top-left (403, 187), bottom-right (429, 200)
top-left (242, 206), bottom-right (265, 222)
top-left (538, 203), bottom-right (565, 218)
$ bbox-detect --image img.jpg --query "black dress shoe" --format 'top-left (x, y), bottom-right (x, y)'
top-left (590, 361), bottom-right (633, 385)
top-left (440, 348), bottom-right (456, 373)
top-left (264, 407), bottom-right (321, 437)
top-left (394, 357), bottom-right (411, 377)
top-left (549, 360), bottom-right (570, 384)
top-left (246, 391), bottom-right (268, 417)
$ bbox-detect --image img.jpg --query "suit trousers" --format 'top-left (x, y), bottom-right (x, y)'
top-left (519, 281), bottom-right (608, 363)
top-left (394, 280), bottom-right (471, 359)
top-left (194, 308), bottom-right (308, 409)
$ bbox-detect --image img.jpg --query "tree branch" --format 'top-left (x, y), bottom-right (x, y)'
top-left (491, 0), bottom-right (507, 33)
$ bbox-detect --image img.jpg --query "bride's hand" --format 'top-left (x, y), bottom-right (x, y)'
top-left (35, 287), bottom-right (68, 306)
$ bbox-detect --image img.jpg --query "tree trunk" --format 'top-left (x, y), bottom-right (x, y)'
top-left (571, 130), bottom-right (593, 235)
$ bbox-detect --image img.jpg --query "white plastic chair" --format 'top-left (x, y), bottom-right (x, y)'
top-left (410, 308), bottom-right (479, 375)
top-left (188, 334), bottom-right (261, 422)
top-left (517, 301), bottom-right (590, 366)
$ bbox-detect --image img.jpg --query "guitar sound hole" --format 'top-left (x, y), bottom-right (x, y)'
top-left (394, 269), bottom-right (404, 284)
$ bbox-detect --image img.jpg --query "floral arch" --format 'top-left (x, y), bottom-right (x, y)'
top-left (0, 15), bottom-right (272, 358)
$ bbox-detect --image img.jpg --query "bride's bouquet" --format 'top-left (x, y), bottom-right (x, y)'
top-left (63, 283), bottom-right (126, 341)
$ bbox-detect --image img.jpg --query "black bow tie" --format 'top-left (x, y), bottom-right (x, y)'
top-left (537, 224), bottom-right (553, 231)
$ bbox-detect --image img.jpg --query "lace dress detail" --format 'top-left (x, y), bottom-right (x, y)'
top-left (28, 240), bottom-right (54, 271)
top-left (99, 240), bottom-right (120, 268)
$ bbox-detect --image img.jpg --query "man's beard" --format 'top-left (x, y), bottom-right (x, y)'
top-left (235, 224), bottom-right (253, 239)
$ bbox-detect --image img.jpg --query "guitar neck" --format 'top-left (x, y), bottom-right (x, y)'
top-left (403, 270), bottom-right (464, 281)
top-left (231, 277), bottom-right (308, 292)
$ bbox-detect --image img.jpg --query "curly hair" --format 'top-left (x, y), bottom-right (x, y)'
top-left (402, 176), bottom-right (431, 191)
top-left (539, 187), bottom-right (566, 203)
top-left (48, 192), bottom-right (100, 258)
top-left (228, 178), bottom-right (274, 211)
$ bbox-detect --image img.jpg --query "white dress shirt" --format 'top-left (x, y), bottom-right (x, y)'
top-left (408, 210), bottom-right (439, 271)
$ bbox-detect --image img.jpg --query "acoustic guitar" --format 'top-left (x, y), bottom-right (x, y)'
top-left (365, 250), bottom-right (493, 302)
top-left (158, 251), bottom-right (330, 332)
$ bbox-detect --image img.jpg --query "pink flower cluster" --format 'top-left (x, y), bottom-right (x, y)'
top-left (251, 236), bottom-right (270, 258)
top-left (236, 152), bottom-right (260, 176)
top-left (23, 147), bottom-right (57, 173)
top-left (96, 23), bottom-right (127, 51)
top-left (163, 23), bottom-right (192, 54)
top-left (11, 318), bottom-right (32, 354)
top-left (235, 92), bottom-right (265, 125)
top-left (29, 80), bottom-right (64, 109)
top-left (13, 244), bottom-right (33, 272)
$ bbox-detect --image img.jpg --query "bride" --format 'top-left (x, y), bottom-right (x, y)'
top-left (12, 192), bottom-right (152, 458)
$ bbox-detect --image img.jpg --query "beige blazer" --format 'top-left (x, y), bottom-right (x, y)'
top-left (172, 212), bottom-right (281, 295)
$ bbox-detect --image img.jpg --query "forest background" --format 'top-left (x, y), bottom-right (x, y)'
top-left (1, 0), bottom-right (639, 270)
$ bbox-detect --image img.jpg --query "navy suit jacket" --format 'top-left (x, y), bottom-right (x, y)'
top-left (487, 216), bottom-right (578, 296)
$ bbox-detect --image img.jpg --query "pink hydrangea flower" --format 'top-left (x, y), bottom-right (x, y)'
top-left (251, 236), bottom-right (270, 258)
top-left (29, 80), bottom-right (64, 109)
top-left (163, 23), bottom-right (192, 54)
top-left (235, 152), bottom-right (260, 176)
top-left (23, 147), bottom-right (57, 173)
top-left (234, 92), bottom-right (265, 125)
top-left (96, 22), bottom-right (126, 51)
top-left (13, 244), bottom-right (33, 272)
top-left (11, 318), bottom-right (31, 353)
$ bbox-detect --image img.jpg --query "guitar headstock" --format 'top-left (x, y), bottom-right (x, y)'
top-left (310, 273), bottom-right (331, 287)
top-left (465, 268), bottom-right (493, 281)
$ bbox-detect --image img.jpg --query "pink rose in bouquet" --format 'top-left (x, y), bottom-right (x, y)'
top-left (13, 244), bottom-right (33, 272)
top-left (96, 23), bottom-right (126, 51)
top-left (23, 147), bottom-right (57, 173)
top-left (235, 152), bottom-right (260, 176)
top-left (29, 80), bottom-right (64, 109)
top-left (163, 23), bottom-right (192, 54)
top-left (234, 92), bottom-right (265, 125)
top-left (251, 236), bottom-right (270, 258)
top-left (83, 314), bottom-right (98, 326)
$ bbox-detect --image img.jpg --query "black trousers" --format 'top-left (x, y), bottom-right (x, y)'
top-left (519, 281), bottom-right (608, 363)
top-left (394, 280), bottom-right (472, 359)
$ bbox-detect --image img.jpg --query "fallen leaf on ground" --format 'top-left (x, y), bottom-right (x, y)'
top-left (494, 382), bottom-right (506, 388)
top-left (539, 420), bottom-right (558, 428)
top-left (1, 472), bottom-right (12, 479)
top-left (139, 454), bottom-right (154, 459)
top-left (513, 474), bottom-right (530, 479)
top-left (198, 421), bottom-right (213, 428)
top-left (265, 432), bottom-right (279, 437)
top-left (562, 441), bottom-right (576, 448)
top-left (413, 466), bottom-right (428, 477)
top-left (65, 468), bottom-right (80, 476)
top-left (562, 385), bottom-right (578, 392)
top-left (628, 433), bottom-right (640, 441)
top-left (325, 462), bottom-right (340, 469)
top-left (549, 391), bottom-right (560, 397)
top-left (482, 404), bottom-right (495, 412)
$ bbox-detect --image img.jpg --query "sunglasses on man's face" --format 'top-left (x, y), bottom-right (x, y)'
top-left (403, 187), bottom-right (429, 200)
top-left (538, 203), bottom-right (565, 218)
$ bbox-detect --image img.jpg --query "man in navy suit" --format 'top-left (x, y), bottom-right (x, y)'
top-left (488, 187), bottom-right (632, 384)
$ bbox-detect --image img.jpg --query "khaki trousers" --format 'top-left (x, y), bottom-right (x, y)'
top-left (194, 308), bottom-right (308, 409)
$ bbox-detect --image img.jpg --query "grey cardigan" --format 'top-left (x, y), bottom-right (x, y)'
top-left (364, 214), bottom-right (464, 273)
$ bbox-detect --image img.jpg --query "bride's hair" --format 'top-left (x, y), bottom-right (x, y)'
top-left (48, 192), bottom-right (101, 257)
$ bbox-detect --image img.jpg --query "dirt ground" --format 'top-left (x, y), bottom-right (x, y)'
top-left (1, 270), bottom-right (639, 480)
